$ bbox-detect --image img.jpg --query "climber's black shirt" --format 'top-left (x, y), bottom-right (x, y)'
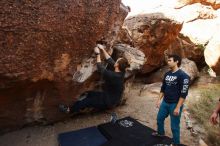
top-left (96, 58), bottom-right (124, 106)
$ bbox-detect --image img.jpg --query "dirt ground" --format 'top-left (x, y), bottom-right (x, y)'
top-left (0, 80), bottom-right (212, 146)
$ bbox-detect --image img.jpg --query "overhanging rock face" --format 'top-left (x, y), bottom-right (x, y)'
top-left (0, 0), bottom-right (129, 133)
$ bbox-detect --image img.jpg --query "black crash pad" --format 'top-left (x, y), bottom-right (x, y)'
top-left (101, 139), bottom-right (134, 146)
top-left (98, 116), bottom-right (174, 146)
top-left (58, 126), bottom-right (107, 146)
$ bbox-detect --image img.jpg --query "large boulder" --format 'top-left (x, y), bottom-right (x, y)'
top-left (113, 43), bottom-right (146, 74)
top-left (0, 0), bottom-right (129, 133)
top-left (124, 13), bottom-right (182, 73)
top-left (144, 58), bottom-right (199, 84)
top-left (114, 27), bottom-right (134, 46)
top-left (174, 1), bottom-right (220, 75)
top-left (175, 0), bottom-right (220, 9)
top-left (160, 2), bottom-right (219, 45)
top-left (204, 30), bottom-right (220, 75)
top-left (180, 18), bottom-right (219, 45)
top-left (167, 34), bottom-right (205, 68)
top-left (143, 1), bottom-right (220, 75)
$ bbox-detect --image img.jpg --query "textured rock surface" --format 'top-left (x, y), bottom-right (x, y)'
top-left (144, 58), bottom-right (199, 84)
top-left (0, 0), bottom-right (129, 133)
top-left (175, 0), bottom-right (220, 9)
top-left (0, 0), bottom-right (128, 83)
top-left (157, 2), bottom-right (219, 45)
top-left (173, 3), bottom-right (217, 22)
top-left (124, 13), bottom-right (182, 73)
top-left (145, 0), bottom-right (220, 75)
top-left (204, 31), bottom-right (220, 75)
top-left (174, 2), bottom-right (220, 74)
top-left (167, 34), bottom-right (205, 68)
top-left (113, 43), bottom-right (145, 73)
top-left (114, 27), bottom-right (134, 46)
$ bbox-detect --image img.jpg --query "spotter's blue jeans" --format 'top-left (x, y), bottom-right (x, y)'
top-left (157, 100), bottom-right (183, 144)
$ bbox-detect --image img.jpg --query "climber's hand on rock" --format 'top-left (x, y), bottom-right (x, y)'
top-left (97, 44), bottom-right (106, 50)
top-left (94, 46), bottom-right (100, 54)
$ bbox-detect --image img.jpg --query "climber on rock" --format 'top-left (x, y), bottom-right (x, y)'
top-left (59, 44), bottom-right (130, 114)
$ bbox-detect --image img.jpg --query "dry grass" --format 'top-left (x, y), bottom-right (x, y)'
top-left (188, 84), bottom-right (220, 146)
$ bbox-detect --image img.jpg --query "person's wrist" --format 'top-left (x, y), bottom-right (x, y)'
top-left (213, 109), bottom-right (219, 114)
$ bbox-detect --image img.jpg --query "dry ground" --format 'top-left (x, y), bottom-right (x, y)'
top-left (1, 76), bottom-right (219, 146)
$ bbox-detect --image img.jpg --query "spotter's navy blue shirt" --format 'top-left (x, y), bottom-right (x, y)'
top-left (161, 69), bottom-right (190, 103)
